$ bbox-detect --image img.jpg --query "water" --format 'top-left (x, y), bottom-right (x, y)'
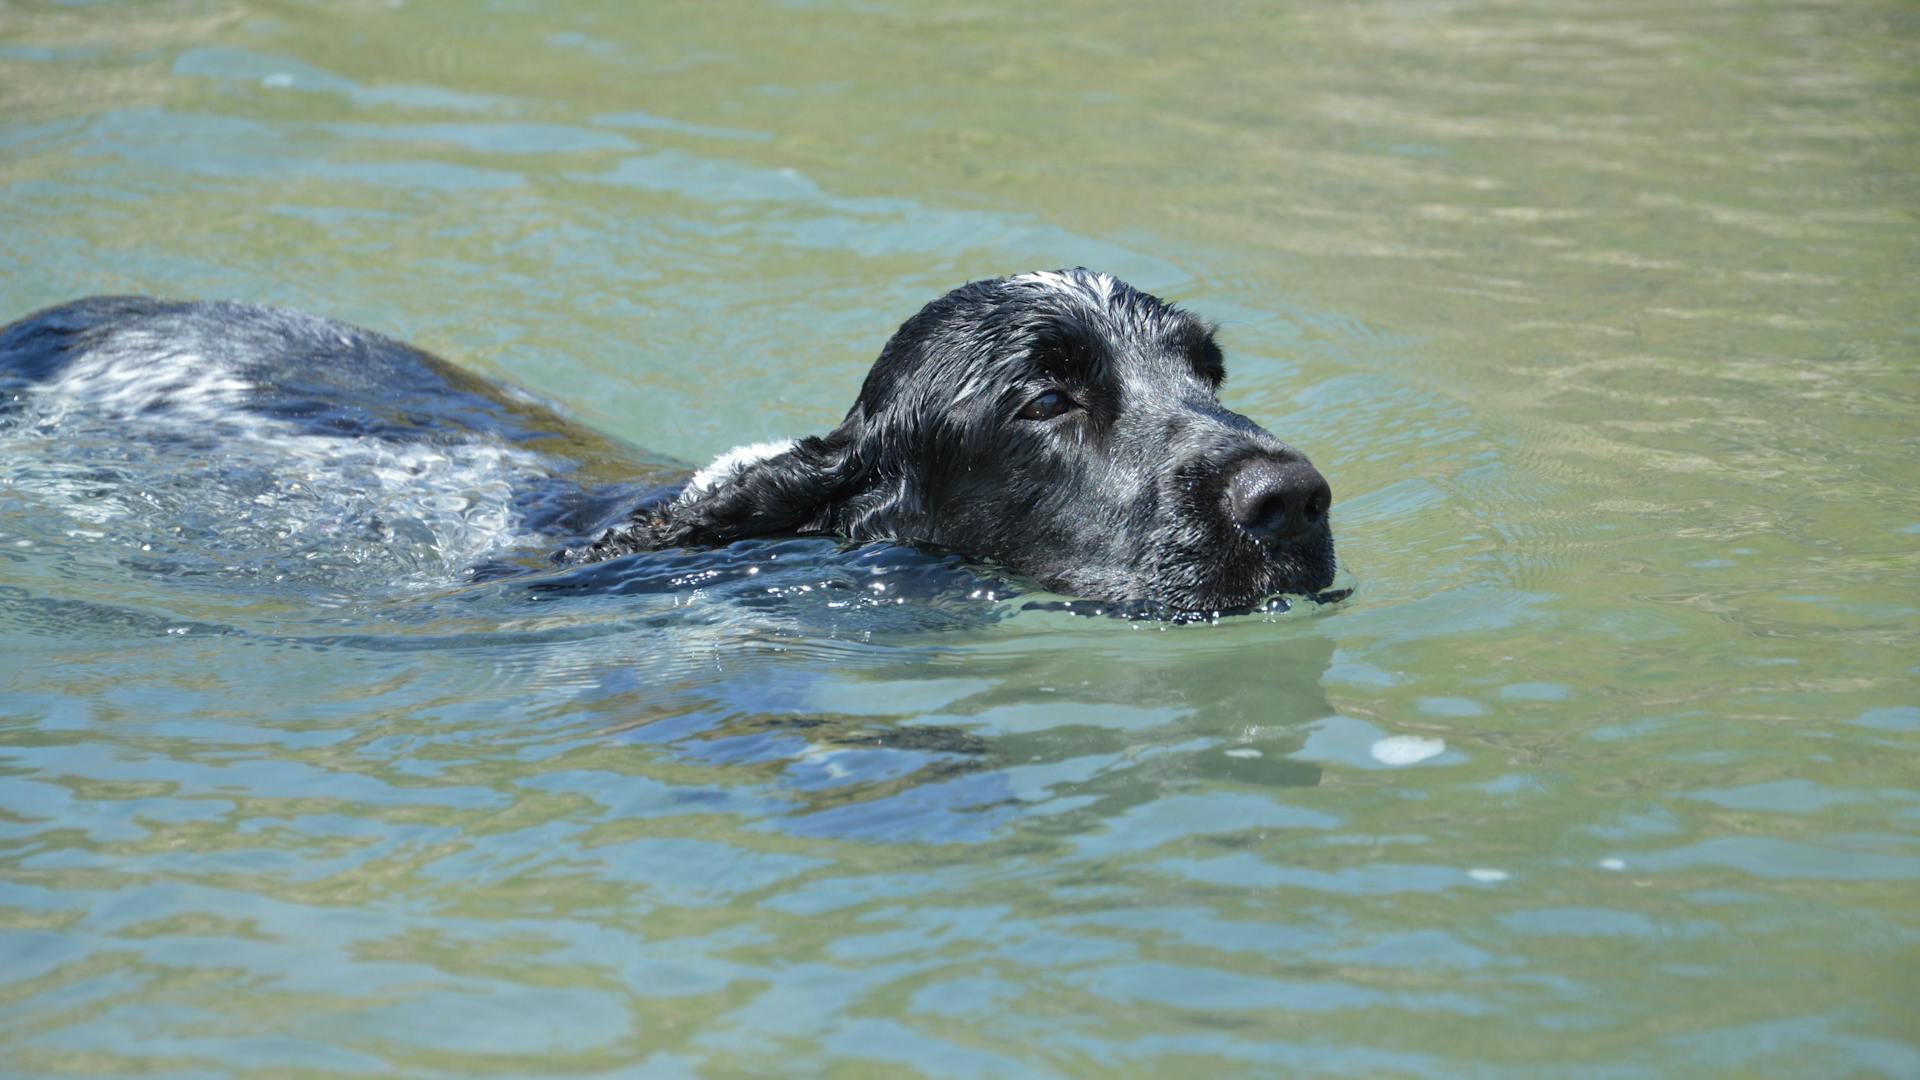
top-left (1, 0), bottom-right (1915, 1075)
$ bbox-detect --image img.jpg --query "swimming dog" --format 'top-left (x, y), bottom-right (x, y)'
top-left (0, 270), bottom-right (1333, 613)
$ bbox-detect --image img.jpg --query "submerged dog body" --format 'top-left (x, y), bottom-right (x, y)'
top-left (0, 271), bottom-right (1334, 612)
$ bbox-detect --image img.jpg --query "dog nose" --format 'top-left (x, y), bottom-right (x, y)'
top-left (1226, 456), bottom-right (1331, 545)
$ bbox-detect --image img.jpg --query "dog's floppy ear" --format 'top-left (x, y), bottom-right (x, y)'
top-left (668, 430), bottom-right (859, 544)
top-left (580, 416), bottom-right (910, 560)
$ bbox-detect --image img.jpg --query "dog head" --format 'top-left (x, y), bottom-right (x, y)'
top-left (613, 269), bottom-right (1336, 614)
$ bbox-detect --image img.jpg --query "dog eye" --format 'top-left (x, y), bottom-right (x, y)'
top-left (1017, 389), bottom-right (1075, 421)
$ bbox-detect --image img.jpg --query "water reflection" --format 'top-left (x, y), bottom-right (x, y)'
top-left (3, 0), bottom-right (1916, 1072)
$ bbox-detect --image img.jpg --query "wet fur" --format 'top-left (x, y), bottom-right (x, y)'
top-left (1, 271), bottom-right (1334, 612)
top-left (583, 269), bottom-right (1335, 611)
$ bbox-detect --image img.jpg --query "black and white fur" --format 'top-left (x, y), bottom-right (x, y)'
top-left (0, 270), bottom-right (1334, 612)
top-left (582, 269), bottom-right (1334, 611)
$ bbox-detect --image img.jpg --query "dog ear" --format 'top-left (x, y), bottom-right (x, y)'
top-left (577, 397), bottom-right (935, 562)
top-left (668, 430), bottom-right (860, 544)
top-left (581, 416), bottom-right (908, 560)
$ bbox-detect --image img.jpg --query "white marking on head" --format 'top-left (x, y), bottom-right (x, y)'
top-left (1013, 268), bottom-right (1119, 306)
top-left (680, 439), bottom-right (797, 501)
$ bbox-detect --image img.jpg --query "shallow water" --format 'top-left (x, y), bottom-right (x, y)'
top-left (2, 1), bottom-right (1916, 1075)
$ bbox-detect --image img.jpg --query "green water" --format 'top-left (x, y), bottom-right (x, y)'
top-left (2, 0), bottom-right (1916, 1075)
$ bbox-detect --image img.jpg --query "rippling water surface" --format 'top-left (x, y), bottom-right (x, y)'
top-left (2, 1), bottom-right (1916, 1075)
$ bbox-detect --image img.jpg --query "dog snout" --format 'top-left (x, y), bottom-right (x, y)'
top-left (1226, 455), bottom-right (1331, 545)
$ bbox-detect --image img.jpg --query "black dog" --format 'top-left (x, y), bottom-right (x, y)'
top-left (0, 270), bottom-right (1333, 613)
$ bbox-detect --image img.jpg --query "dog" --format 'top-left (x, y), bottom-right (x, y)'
top-left (0, 269), bottom-right (1334, 614)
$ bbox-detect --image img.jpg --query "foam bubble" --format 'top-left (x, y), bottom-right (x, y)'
top-left (1369, 735), bottom-right (1446, 766)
